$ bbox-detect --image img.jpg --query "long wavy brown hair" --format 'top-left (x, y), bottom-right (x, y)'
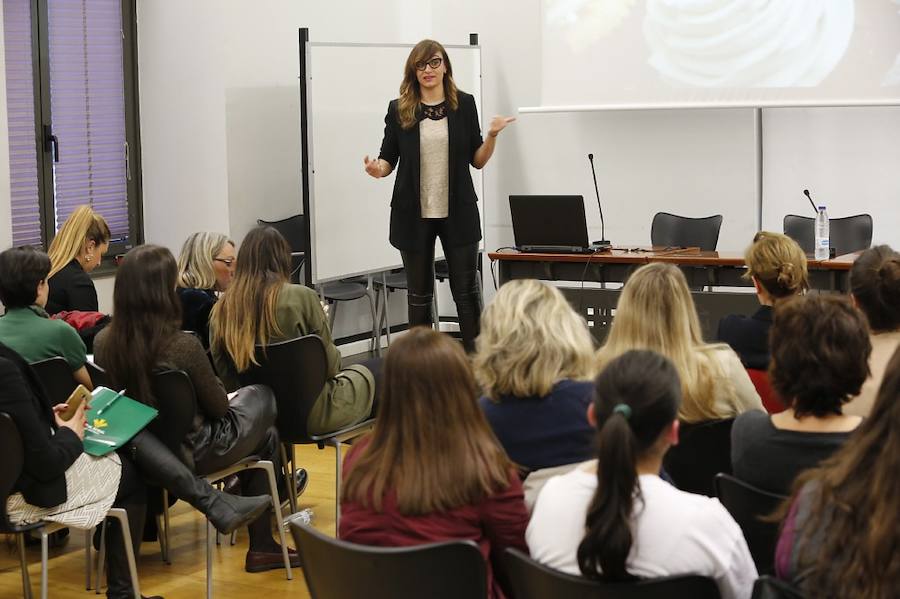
top-left (397, 39), bottom-right (459, 129)
top-left (342, 328), bottom-right (514, 515)
top-left (784, 346), bottom-right (900, 598)
top-left (209, 226), bottom-right (291, 372)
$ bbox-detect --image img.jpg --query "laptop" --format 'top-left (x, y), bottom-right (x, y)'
top-left (509, 195), bottom-right (595, 253)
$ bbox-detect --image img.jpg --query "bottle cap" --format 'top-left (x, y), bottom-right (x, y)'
top-left (818, 205), bottom-right (826, 210)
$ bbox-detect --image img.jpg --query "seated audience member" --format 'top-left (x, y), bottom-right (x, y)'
top-left (45, 205), bottom-right (110, 314)
top-left (94, 244), bottom-right (296, 572)
top-left (210, 225), bottom-right (376, 435)
top-left (176, 232), bottom-right (236, 348)
top-left (731, 296), bottom-right (866, 495)
top-left (597, 262), bottom-right (763, 423)
top-left (718, 232), bottom-right (808, 369)
top-left (0, 340), bottom-right (269, 599)
top-left (474, 279), bottom-right (595, 473)
top-left (776, 346), bottom-right (900, 597)
top-left (340, 328), bottom-right (529, 599)
top-left (0, 247), bottom-right (92, 389)
top-left (527, 350), bottom-right (756, 599)
top-left (844, 244), bottom-right (900, 417)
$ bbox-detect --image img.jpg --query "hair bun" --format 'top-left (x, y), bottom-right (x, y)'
top-left (776, 262), bottom-right (797, 290)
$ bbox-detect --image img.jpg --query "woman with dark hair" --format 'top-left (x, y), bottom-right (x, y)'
top-left (730, 296), bottom-right (867, 495)
top-left (527, 350), bottom-right (756, 599)
top-left (776, 346), bottom-right (900, 597)
top-left (341, 327), bottom-right (529, 599)
top-left (209, 226), bottom-right (376, 435)
top-left (362, 39), bottom-right (514, 352)
top-left (845, 244), bottom-right (900, 416)
top-left (94, 244), bottom-right (297, 572)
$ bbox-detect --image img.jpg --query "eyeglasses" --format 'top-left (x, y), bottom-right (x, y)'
top-left (214, 257), bottom-right (235, 267)
top-left (415, 57), bottom-right (442, 71)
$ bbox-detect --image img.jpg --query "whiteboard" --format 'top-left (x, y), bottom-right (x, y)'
top-left (304, 41), bottom-right (483, 283)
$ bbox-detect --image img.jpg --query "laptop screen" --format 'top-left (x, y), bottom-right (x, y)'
top-left (509, 195), bottom-right (590, 248)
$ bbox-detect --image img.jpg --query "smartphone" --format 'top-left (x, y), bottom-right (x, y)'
top-left (59, 385), bottom-right (91, 421)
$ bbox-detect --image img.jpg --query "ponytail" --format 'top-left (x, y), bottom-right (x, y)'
top-left (576, 350), bottom-right (681, 580)
top-left (851, 245), bottom-right (900, 332)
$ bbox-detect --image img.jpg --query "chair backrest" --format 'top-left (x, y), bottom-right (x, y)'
top-left (257, 215), bottom-right (307, 283)
top-left (715, 474), bottom-right (787, 576)
top-left (0, 412), bottom-right (25, 532)
top-left (750, 575), bottom-right (804, 599)
top-left (662, 418), bottom-right (735, 496)
top-left (650, 212), bottom-right (724, 251)
top-left (290, 521), bottom-right (488, 599)
top-left (146, 370), bottom-right (198, 458)
top-left (86, 361), bottom-right (109, 389)
top-left (746, 368), bottom-right (785, 414)
top-left (501, 548), bottom-right (721, 599)
top-left (783, 214), bottom-right (873, 256)
top-left (29, 356), bottom-right (79, 406)
top-left (237, 335), bottom-right (328, 443)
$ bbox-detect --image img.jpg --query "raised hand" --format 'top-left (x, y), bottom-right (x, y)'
top-left (488, 116), bottom-right (516, 138)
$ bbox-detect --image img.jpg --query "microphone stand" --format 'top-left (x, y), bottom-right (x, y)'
top-left (588, 153), bottom-right (611, 247)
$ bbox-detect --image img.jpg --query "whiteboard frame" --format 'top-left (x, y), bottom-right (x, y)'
top-left (300, 31), bottom-right (484, 285)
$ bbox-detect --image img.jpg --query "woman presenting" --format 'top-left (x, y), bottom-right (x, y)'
top-left (364, 39), bottom-right (514, 352)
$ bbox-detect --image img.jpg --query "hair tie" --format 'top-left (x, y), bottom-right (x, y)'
top-left (612, 403), bottom-right (632, 420)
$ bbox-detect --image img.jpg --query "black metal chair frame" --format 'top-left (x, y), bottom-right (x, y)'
top-left (782, 213), bottom-right (873, 257)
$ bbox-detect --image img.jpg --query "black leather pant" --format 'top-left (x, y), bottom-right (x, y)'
top-left (400, 219), bottom-right (482, 353)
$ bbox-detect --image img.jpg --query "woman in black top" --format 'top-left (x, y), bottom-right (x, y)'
top-left (363, 39), bottom-right (514, 352)
top-left (45, 205), bottom-right (111, 314)
top-left (176, 232), bottom-right (237, 348)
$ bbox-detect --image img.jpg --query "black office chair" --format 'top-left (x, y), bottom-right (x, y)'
top-left (783, 214), bottom-right (873, 257)
top-left (651, 212), bottom-right (723, 251)
top-left (501, 548), bottom-right (721, 599)
top-left (238, 335), bottom-right (375, 524)
top-left (715, 474), bottom-right (787, 575)
top-left (663, 418), bottom-right (735, 497)
top-left (259, 214), bottom-right (379, 348)
top-left (751, 576), bottom-right (805, 599)
top-left (85, 361), bottom-right (109, 388)
top-left (290, 521), bottom-right (488, 599)
top-left (28, 357), bottom-right (77, 405)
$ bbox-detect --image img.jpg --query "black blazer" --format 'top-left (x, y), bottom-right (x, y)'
top-left (0, 343), bottom-right (82, 508)
top-left (47, 258), bottom-right (99, 315)
top-left (378, 91), bottom-right (483, 251)
top-left (717, 305), bottom-right (773, 370)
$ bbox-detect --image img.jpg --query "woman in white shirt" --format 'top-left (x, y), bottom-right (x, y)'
top-left (527, 350), bottom-right (757, 599)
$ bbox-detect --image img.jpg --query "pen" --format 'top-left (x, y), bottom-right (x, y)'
top-left (88, 438), bottom-right (117, 446)
top-left (95, 389), bottom-right (125, 419)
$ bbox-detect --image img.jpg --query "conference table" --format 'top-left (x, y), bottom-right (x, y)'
top-left (487, 247), bottom-right (858, 341)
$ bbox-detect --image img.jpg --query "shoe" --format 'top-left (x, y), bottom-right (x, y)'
top-left (206, 492), bottom-right (271, 535)
top-left (245, 546), bottom-right (302, 573)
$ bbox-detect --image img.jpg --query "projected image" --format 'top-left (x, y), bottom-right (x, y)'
top-left (644, 0), bottom-right (854, 87)
top-left (545, 0), bottom-right (637, 51)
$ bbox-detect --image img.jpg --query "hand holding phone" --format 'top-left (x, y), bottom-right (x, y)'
top-left (58, 385), bottom-right (91, 421)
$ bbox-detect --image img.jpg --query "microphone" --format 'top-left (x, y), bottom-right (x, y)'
top-left (588, 153), bottom-right (611, 247)
top-left (803, 189), bottom-right (818, 214)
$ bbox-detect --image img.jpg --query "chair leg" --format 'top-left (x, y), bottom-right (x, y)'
top-left (96, 521), bottom-right (107, 595)
top-left (40, 529), bottom-right (49, 599)
top-left (107, 508), bottom-right (141, 599)
top-left (432, 294), bottom-right (440, 330)
top-left (366, 287), bottom-right (380, 356)
top-left (206, 520), bottom-right (214, 599)
top-left (84, 528), bottom-right (92, 590)
top-left (334, 440), bottom-right (343, 532)
top-left (161, 488), bottom-right (171, 564)
top-left (257, 461), bottom-right (293, 580)
top-left (280, 442), bottom-right (297, 514)
top-left (328, 300), bottom-right (337, 332)
top-left (17, 533), bottom-right (33, 599)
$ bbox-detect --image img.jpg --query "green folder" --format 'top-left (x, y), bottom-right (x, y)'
top-left (83, 386), bottom-right (158, 456)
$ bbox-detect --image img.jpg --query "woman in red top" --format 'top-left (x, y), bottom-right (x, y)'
top-left (340, 327), bottom-right (529, 599)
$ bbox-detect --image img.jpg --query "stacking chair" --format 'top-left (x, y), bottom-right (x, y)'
top-left (715, 474), bottom-right (788, 575)
top-left (501, 548), bottom-right (721, 599)
top-left (238, 335), bottom-right (375, 527)
top-left (290, 521), bottom-right (487, 599)
top-left (148, 370), bottom-right (293, 595)
top-left (373, 268), bottom-right (440, 347)
top-left (259, 214), bottom-right (380, 347)
top-left (662, 418), bottom-right (735, 496)
top-left (751, 576), bottom-right (804, 599)
top-left (85, 361), bottom-right (109, 388)
top-left (0, 413), bottom-right (140, 599)
top-left (783, 213), bottom-right (873, 257)
top-left (28, 356), bottom-right (78, 405)
top-left (651, 212), bottom-right (723, 251)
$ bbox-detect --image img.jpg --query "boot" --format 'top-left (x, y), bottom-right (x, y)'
top-left (127, 431), bottom-right (270, 535)
top-left (104, 503), bottom-right (163, 599)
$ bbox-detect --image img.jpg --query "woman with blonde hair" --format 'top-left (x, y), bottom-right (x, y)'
top-left (597, 262), bottom-right (762, 423)
top-left (209, 226), bottom-right (375, 435)
top-left (45, 205), bottom-right (111, 314)
top-left (341, 327), bottom-right (529, 599)
top-left (363, 39), bottom-right (515, 352)
top-left (474, 279), bottom-right (596, 472)
top-left (176, 232), bottom-right (237, 347)
top-left (718, 231), bottom-right (808, 369)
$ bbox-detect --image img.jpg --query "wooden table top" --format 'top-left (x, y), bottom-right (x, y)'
top-left (487, 247), bottom-right (859, 270)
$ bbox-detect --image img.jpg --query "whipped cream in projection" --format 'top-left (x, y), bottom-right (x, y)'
top-left (545, 0), bottom-right (637, 51)
top-left (643, 0), bottom-right (855, 87)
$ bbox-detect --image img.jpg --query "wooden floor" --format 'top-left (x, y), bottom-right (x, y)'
top-left (0, 444), bottom-right (340, 599)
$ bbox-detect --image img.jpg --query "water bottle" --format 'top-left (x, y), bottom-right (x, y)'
top-left (814, 205), bottom-right (830, 260)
